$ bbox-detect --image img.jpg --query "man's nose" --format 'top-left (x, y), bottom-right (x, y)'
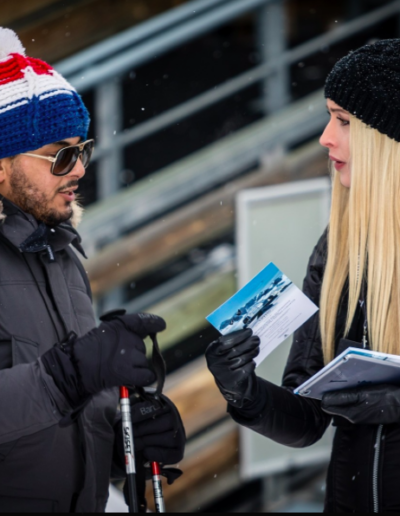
top-left (70, 154), bottom-right (86, 179)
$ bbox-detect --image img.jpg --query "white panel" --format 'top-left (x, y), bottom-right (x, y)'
top-left (236, 177), bottom-right (333, 480)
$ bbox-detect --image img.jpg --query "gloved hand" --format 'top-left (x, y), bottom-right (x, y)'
top-left (129, 391), bottom-right (186, 465)
top-left (205, 329), bottom-right (260, 409)
top-left (322, 384), bottom-right (400, 424)
top-left (119, 392), bottom-right (185, 511)
top-left (41, 313), bottom-right (166, 409)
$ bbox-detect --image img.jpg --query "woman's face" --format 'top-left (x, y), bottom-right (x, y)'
top-left (319, 99), bottom-right (351, 188)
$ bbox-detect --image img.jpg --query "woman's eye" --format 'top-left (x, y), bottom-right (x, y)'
top-left (337, 117), bottom-right (349, 126)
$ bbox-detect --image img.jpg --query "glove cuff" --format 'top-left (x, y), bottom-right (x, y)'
top-left (227, 376), bottom-right (269, 418)
top-left (41, 341), bottom-right (91, 412)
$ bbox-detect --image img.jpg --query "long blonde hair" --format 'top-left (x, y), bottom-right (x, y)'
top-left (320, 116), bottom-right (400, 363)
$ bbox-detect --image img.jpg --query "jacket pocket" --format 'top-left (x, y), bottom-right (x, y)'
top-left (11, 335), bottom-right (39, 366)
top-left (0, 439), bottom-right (18, 463)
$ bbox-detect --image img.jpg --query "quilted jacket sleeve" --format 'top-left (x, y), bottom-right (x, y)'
top-left (228, 229), bottom-right (332, 448)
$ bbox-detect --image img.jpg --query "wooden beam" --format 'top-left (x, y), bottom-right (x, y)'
top-left (86, 141), bottom-right (327, 297)
top-left (162, 357), bottom-right (228, 439)
top-left (13, 0), bottom-right (188, 64)
top-left (145, 425), bottom-right (239, 512)
top-left (1, 0), bottom-right (61, 26)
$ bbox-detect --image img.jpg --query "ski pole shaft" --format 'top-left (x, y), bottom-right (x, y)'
top-left (120, 386), bottom-right (139, 513)
top-left (151, 461), bottom-right (166, 513)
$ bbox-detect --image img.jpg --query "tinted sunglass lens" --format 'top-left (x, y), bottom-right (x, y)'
top-left (53, 147), bottom-right (79, 176)
top-left (81, 141), bottom-right (94, 168)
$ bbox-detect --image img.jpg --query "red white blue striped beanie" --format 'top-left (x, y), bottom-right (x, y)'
top-left (0, 27), bottom-right (90, 159)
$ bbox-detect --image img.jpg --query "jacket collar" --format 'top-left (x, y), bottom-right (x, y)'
top-left (0, 197), bottom-right (86, 257)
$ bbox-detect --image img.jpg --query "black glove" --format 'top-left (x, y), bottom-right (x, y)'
top-left (205, 329), bottom-right (260, 409)
top-left (322, 384), bottom-right (400, 425)
top-left (129, 391), bottom-right (186, 465)
top-left (41, 313), bottom-right (166, 409)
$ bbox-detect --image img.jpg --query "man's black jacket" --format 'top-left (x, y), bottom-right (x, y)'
top-left (229, 230), bottom-right (400, 512)
top-left (0, 199), bottom-right (123, 512)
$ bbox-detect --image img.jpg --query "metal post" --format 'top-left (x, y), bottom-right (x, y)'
top-left (256, 0), bottom-right (289, 115)
top-left (95, 78), bottom-right (123, 200)
top-left (95, 78), bottom-right (124, 311)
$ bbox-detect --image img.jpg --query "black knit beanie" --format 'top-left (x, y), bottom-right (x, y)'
top-left (324, 39), bottom-right (400, 142)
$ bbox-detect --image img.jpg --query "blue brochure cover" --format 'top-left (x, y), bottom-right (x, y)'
top-left (206, 262), bottom-right (318, 367)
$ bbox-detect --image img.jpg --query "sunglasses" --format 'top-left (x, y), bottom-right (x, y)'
top-left (20, 139), bottom-right (95, 176)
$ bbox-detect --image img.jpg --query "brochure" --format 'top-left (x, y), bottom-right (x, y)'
top-left (206, 262), bottom-right (319, 367)
top-left (294, 347), bottom-right (400, 400)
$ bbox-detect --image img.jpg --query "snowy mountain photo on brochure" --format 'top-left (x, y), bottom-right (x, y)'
top-left (206, 262), bottom-right (318, 366)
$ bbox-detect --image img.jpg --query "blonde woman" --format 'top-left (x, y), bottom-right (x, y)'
top-left (206, 40), bottom-right (400, 512)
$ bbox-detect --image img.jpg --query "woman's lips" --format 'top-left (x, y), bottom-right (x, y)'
top-left (329, 155), bottom-right (346, 171)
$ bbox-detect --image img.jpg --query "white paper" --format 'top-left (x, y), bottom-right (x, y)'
top-left (206, 262), bottom-right (318, 366)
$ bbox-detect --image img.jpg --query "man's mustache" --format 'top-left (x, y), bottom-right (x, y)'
top-left (56, 180), bottom-right (79, 193)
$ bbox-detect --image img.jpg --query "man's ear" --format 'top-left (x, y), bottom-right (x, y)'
top-left (0, 158), bottom-right (8, 184)
top-left (0, 157), bottom-right (12, 196)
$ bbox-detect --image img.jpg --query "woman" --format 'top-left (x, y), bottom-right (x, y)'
top-left (206, 39), bottom-right (400, 513)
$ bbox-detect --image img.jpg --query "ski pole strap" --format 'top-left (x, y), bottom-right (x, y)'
top-left (149, 333), bottom-right (166, 397)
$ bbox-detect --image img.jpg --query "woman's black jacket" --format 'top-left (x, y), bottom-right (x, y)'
top-left (228, 230), bottom-right (400, 513)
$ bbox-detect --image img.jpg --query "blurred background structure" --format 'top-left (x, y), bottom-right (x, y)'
top-left (7, 0), bottom-right (400, 511)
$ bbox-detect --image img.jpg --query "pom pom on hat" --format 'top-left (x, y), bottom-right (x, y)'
top-left (0, 27), bottom-right (25, 58)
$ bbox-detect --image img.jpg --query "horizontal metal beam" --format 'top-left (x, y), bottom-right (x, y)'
top-left (91, 0), bottom-right (400, 160)
top-left (80, 88), bottom-right (327, 255)
top-left (66, 0), bottom-right (275, 92)
top-left (133, 268), bottom-right (236, 351)
top-left (123, 244), bottom-right (234, 313)
top-left (86, 139), bottom-right (326, 297)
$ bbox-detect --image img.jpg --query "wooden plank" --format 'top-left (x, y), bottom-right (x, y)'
top-left (145, 425), bottom-right (239, 512)
top-left (163, 357), bottom-right (228, 439)
top-left (1, 0), bottom-right (61, 26)
top-left (86, 140), bottom-right (327, 297)
top-left (14, 0), bottom-right (188, 64)
top-left (144, 269), bottom-right (235, 351)
top-left (141, 358), bottom-right (237, 510)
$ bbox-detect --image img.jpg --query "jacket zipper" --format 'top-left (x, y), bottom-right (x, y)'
top-left (372, 424), bottom-right (383, 513)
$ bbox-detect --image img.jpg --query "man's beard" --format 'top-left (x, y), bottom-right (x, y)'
top-left (8, 162), bottom-right (76, 226)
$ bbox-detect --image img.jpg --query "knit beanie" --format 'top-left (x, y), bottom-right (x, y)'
top-left (0, 27), bottom-right (90, 159)
top-left (324, 39), bottom-right (400, 142)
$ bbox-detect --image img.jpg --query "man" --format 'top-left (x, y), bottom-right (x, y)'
top-left (0, 28), bottom-right (185, 512)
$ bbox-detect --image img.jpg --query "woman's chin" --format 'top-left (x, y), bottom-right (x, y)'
top-left (339, 170), bottom-right (351, 188)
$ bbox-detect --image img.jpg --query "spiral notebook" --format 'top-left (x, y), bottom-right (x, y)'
top-left (294, 347), bottom-right (400, 400)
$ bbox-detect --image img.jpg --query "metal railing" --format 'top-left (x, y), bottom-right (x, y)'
top-left (56, 0), bottom-right (288, 198)
top-left (53, 0), bottom-right (400, 310)
top-left (78, 0), bottom-right (400, 253)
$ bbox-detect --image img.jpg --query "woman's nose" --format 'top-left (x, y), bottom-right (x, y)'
top-left (319, 120), bottom-right (335, 149)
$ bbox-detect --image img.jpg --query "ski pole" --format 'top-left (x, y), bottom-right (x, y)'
top-left (151, 461), bottom-right (165, 513)
top-left (120, 386), bottom-right (139, 513)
